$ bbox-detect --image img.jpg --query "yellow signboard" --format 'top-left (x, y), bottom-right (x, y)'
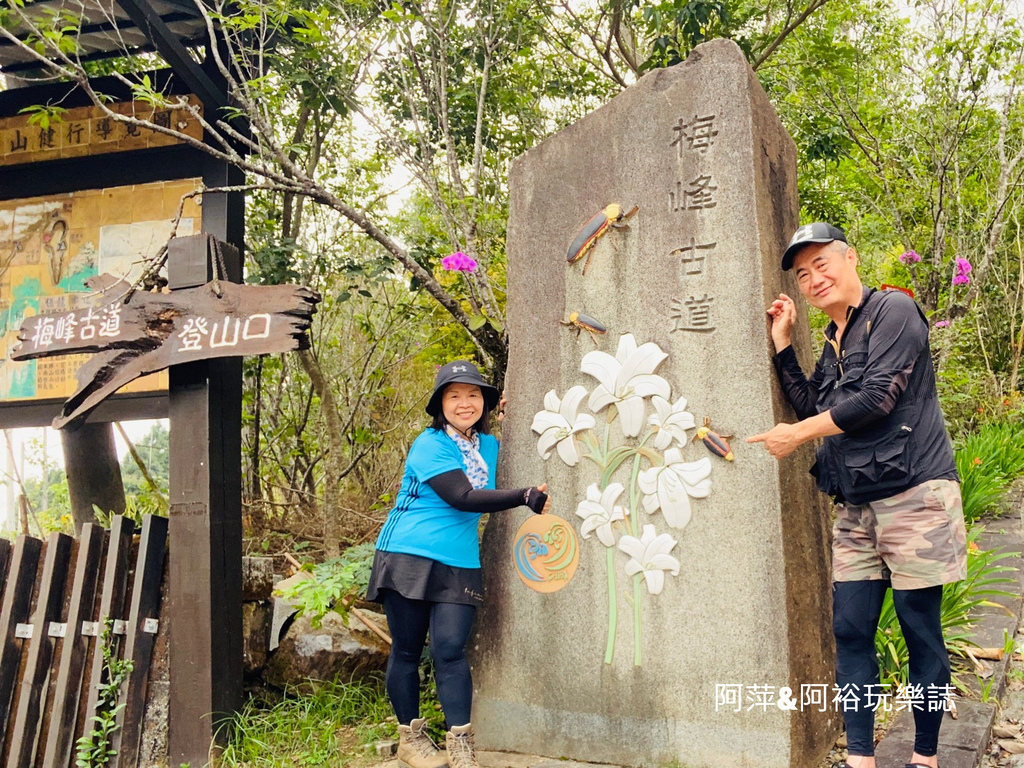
top-left (0, 96), bottom-right (203, 166)
top-left (0, 179), bottom-right (203, 401)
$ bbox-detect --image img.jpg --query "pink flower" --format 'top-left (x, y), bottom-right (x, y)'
top-left (953, 257), bottom-right (972, 286)
top-left (898, 250), bottom-right (921, 265)
top-left (935, 320), bottom-right (950, 328)
top-left (441, 251), bottom-right (478, 273)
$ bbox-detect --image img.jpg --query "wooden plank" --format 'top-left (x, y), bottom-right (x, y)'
top-left (6, 532), bottom-right (73, 768)
top-left (110, 515), bottom-right (168, 768)
top-left (41, 524), bottom-right (106, 768)
top-left (82, 517), bottom-right (135, 735)
top-left (0, 536), bottom-right (43, 757)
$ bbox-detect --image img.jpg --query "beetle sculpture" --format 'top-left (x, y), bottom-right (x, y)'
top-left (566, 204), bottom-right (639, 275)
top-left (693, 417), bottom-right (734, 461)
top-left (560, 311), bottom-right (607, 346)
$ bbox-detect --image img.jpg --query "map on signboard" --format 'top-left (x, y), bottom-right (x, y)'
top-left (0, 178), bottom-right (202, 401)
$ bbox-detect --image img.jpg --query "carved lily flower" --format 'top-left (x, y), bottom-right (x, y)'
top-left (531, 386), bottom-right (596, 467)
top-left (575, 482), bottom-right (627, 547)
top-left (580, 334), bottom-right (670, 437)
top-left (647, 396), bottom-right (696, 450)
top-left (617, 524), bottom-right (680, 595)
top-left (637, 450), bottom-right (712, 529)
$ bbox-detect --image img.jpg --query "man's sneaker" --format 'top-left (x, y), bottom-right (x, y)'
top-left (397, 718), bottom-right (448, 768)
top-left (445, 723), bottom-right (479, 768)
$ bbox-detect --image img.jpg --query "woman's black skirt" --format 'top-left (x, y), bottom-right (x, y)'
top-left (365, 550), bottom-right (484, 606)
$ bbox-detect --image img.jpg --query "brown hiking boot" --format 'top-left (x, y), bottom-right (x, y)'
top-left (397, 718), bottom-right (448, 768)
top-left (445, 723), bottom-right (478, 768)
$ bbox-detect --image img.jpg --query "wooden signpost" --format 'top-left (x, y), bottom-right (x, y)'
top-left (11, 237), bottom-right (318, 429)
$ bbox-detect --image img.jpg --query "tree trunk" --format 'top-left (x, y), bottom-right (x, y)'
top-left (297, 348), bottom-right (347, 558)
top-left (61, 422), bottom-right (126, 533)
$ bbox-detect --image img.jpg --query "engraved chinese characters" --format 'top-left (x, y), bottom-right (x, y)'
top-left (0, 97), bottom-right (203, 167)
top-left (669, 113), bottom-right (720, 335)
top-left (177, 315), bottom-right (272, 352)
top-left (28, 304), bottom-right (123, 350)
top-left (19, 303), bottom-right (275, 357)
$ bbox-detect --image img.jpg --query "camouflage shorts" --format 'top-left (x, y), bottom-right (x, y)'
top-left (833, 479), bottom-right (967, 590)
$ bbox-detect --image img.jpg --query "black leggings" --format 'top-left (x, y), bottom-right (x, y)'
top-left (381, 590), bottom-right (476, 727)
top-left (833, 580), bottom-right (948, 757)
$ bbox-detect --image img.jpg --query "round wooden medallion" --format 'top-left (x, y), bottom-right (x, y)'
top-left (512, 514), bottom-right (579, 593)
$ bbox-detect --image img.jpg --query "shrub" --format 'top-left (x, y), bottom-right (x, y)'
top-left (954, 419), bottom-right (1024, 523)
top-left (957, 421), bottom-right (1024, 480)
top-left (278, 543), bottom-right (376, 626)
top-left (956, 453), bottom-right (1010, 525)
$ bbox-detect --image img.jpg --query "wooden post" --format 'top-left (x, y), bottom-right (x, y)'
top-left (166, 234), bottom-right (243, 766)
top-left (112, 514), bottom-right (169, 768)
top-left (0, 536), bottom-right (42, 758)
top-left (42, 523), bottom-right (105, 768)
top-left (61, 423), bottom-right (126, 533)
top-left (7, 531), bottom-right (73, 766)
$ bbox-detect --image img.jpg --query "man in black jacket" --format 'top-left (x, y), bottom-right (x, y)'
top-left (747, 223), bottom-right (966, 768)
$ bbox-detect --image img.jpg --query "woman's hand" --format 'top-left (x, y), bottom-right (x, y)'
top-left (537, 483), bottom-right (552, 514)
top-left (497, 390), bottom-right (508, 422)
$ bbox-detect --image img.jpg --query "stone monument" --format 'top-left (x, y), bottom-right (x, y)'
top-left (473, 39), bottom-right (839, 767)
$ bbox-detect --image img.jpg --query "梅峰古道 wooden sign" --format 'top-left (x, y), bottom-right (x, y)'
top-left (11, 273), bottom-right (320, 428)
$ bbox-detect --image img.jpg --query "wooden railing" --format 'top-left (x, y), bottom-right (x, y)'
top-left (0, 514), bottom-right (168, 768)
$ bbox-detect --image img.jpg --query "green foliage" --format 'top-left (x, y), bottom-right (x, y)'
top-left (954, 419), bottom-right (1024, 523)
top-left (76, 619), bottom-right (133, 767)
top-left (958, 421), bottom-right (1024, 481)
top-left (278, 544), bottom-right (376, 626)
top-left (19, 104), bottom-right (67, 130)
top-left (119, 423), bottom-right (169, 501)
top-left (637, 0), bottom-right (732, 71)
top-left (956, 457), bottom-right (1010, 525)
top-left (875, 524), bottom-right (1017, 690)
top-left (764, 0), bottom-right (1024, 407)
top-left (219, 677), bottom-right (395, 767)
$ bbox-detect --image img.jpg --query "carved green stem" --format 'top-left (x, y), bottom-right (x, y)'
top-left (633, 573), bottom-right (643, 666)
top-left (628, 452), bottom-right (643, 537)
top-left (604, 546), bottom-right (617, 664)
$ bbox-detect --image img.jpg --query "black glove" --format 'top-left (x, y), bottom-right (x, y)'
top-left (524, 487), bottom-right (548, 514)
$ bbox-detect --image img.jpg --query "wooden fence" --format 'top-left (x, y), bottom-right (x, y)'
top-left (0, 514), bottom-right (168, 768)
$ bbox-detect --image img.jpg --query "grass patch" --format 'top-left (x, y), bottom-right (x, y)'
top-left (219, 677), bottom-right (394, 767)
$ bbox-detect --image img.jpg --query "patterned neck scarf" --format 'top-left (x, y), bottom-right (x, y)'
top-left (445, 425), bottom-right (489, 490)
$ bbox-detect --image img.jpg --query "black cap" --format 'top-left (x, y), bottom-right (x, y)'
top-left (425, 360), bottom-right (501, 416)
top-left (781, 223), bottom-right (847, 270)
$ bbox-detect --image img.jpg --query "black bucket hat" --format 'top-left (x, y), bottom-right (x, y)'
top-left (781, 222), bottom-right (848, 270)
top-left (425, 360), bottom-right (501, 416)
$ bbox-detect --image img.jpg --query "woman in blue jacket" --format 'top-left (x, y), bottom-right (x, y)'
top-left (367, 360), bottom-right (550, 768)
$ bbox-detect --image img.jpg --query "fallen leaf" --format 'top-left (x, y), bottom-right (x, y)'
top-left (992, 724), bottom-right (1020, 738)
top-left (999, 739), bottom-right (1024, 754)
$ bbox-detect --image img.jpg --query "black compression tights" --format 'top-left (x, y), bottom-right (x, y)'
top-left (380, 590), bottom-right (476, 727)
top-left (833, 581), bottom-right (948, 757)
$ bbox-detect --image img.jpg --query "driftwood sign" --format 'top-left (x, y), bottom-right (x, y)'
top-left (12, 273), bottom-right (319, 428)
